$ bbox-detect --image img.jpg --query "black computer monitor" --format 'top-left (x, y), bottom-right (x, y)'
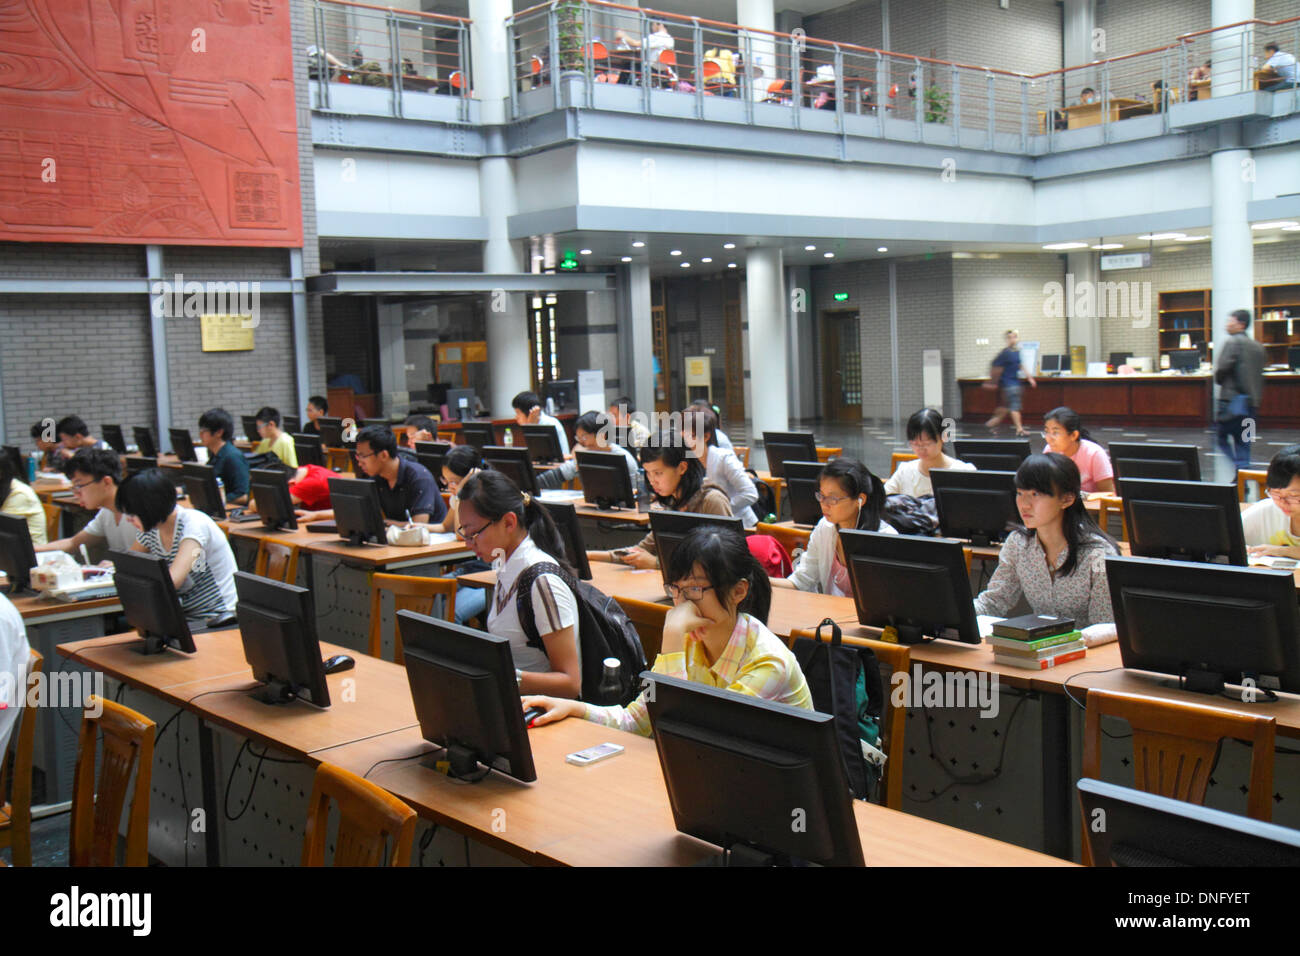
top-left (414, 441), bottom-right (453, 490)
top-left (1109, 442), bottom-right (1201, 481)
top-left (1169, 348), bottom-right (1200, 373)
top-left (181, 462), bottom-right (227, 520)
top-left (234, 572), bottom-right (330, 708)
top-left (102, 425), bottom-right (128, 455)
top-left (649, 511), bottom-right (744, 594)
top-left (447, 389), bottom-right (478, 423)
top-left (1289, 346), bottom-right (1300, 373)
top-left (575, 449), bottom-right (636, 510)
top-left (327, 477), bottom-right (387, 546)
top-left (521, 424), bottom-right (565, 464)
top-left (293, 433), bottom-right (325, 468)
top-left (1106, 555), bottom-right (1300, 695)
top-left (249, 467), bottom-right (298, 532)
top-left (428, 382), bottom-right (451, 408)
top-left (783, 460), bottom-right (824, 527)
top-left (1119, 477), bottom-right (1246, 565)
top-left (282, 415), bottom-right (301, 434)
top-left (1107, 351), bottom-right (1133, 373)
top-left (133, 426), bottom-right (157, 458)
top-left (317, 417), bottom-right (345, 448)
top-left (168, 427), bottom-right (197, 462)
top-left (125, 455), bottom-right (157, 478)
top-left (399, 611), bottom-right (537, 783)
top-left (241, 415), bottom-right (261, 443)
top-left (929, 468), bottom-right (1018, 546)
top-left (482, 446), bottom-right (540, 496)
top-left (108, 549), bottom-right (198, 655)
top-left (840, 530), bottom-right (981, 644)
top-left (539, 501), bottom-right (592, 581)
top-left (459, 422), bottom-right (495, 452)
top-left (762, 431), bottom-right (818, 480)
top-left (951, 438), bottom-right (1031, 472)
top-left (543, 379), bottom-right (577, 412)
top-left (645, 673), bottom-right (864, 867)
top-left (0, 515), bottom-right (37, 594)
top-left (1040, 354), bottom-right (1061, 374)
top-left (1077, 778), bottom-right (1300, 866)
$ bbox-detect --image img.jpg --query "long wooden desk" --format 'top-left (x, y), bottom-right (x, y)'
top-left (223, 519), bottom-right (470, 570)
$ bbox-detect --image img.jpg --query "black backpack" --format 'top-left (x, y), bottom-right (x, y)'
top-left (746, 468), bottom-right (777, 523)
top-left (514, 561), bottom-right (647, 706)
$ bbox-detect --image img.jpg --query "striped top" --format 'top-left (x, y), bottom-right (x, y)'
top-left (138, 507), bottom-right (238, 620)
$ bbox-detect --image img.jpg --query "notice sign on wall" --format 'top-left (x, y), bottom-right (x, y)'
top-left (200, 314), bottom-right (255, 352)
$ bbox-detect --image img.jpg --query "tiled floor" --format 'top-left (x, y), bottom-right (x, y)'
top-left (2, 810), bottom-right (69, 867)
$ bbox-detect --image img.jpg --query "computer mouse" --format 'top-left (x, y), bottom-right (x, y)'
top-left (522, 705), bottom-right (546, 727)
top-left (322, 654), bottom-right (355, 675)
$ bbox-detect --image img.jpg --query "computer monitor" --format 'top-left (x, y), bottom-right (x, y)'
top-left (181, 462), bottom-right (227, 520)
top-left (399, 611), bottom-right (537, 783)
top-left (1119, 477), bottom-right (1247, 565)
top-left (234, 572), bottom-right (330, 708)
top-left (539, 501), bottom-right (592, 581)
top-left (762, 431), bottom-right (818, 480)
top-left (327, 477), bottom-right (388, 546)
top-left (1107, 351), bottom-right (1133, 373)
top-left (427, 382), bottom-right (450, 408)
top-left (1289, 345), bottom-right (1300, 373)
top-left (446, 388), bottom-right (478, 423)
top-left (645, 673), bottom-right (864, 867)
top-left (1106, 555), bottom-right (1300, 695)
top-left (1169, 348), bottom-right (1201, 373)
top-left (929, 468), bottom-right (1018, 546)
top-left (317, 417), bottom-right (345, 448)
top-left (293, 433), bottom-right (325, 468)
top-left (783, 460), bottom-right (824, 526)
top-left (649, 511), bottom-right (744, 594)
top-left (102, 425), bottom-right (128, 455)
top-left (521, 424), bottom-right (565, 464)
top-left (543, 379), bottom-right (577, 412)
top-left (414, 441), bottom-right (453, 490)
top-left (1109, 442), bottom-right (1201, 482)
top-left (951, 438), bottom-right (1031, 472)
top-left (1077, 778), bottom-right (1300, 867)
top-left (482, 446), bottom-right (540, 496)
top-left (249, 467), bottom-right (298, 532)
top-left (575, 449), bottom-right (636, 510)
top-left (0, 515), bottom-right (37, 594)
top-left (840, 530), bottom-right (982, 644)
top-left (133, 426), bottom-right (157, 458)
top-left (1040, 353), bottom-right (1061, 374)
top-left (168, 427), bottom-right (197, 463)
top-left (241, 415), bottom-right (261, 443)
top-left (125, 455), bottom-right (157, 478)
top-left (459, 422), bottom-right (495, 452)
top-left (108, 549), bottom-right (198, 655)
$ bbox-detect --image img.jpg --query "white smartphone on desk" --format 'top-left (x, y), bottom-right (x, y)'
top-left (566, 742), bottom-right (625, 766)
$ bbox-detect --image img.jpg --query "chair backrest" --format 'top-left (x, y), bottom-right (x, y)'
top-left (787, 628), bottom-right (910, 810)
top-left (1237, 468), bottom-right (1268, 503)
top-left (0, 649), bottom-right (44, 867)
top-left (734, 445), bottom-right (751, 468)
top-left (42, 501), bottom-right (60, 542)
top-left (254, 538), bottom-right (300, 584)
top-left (531, 55), bottom-right (543, 75)
top-left (755, 522), bottom-right (811, 563)
top-left (613, 596), bottom-right (667, 662)
top-left (301, 761), bottom-right (417, 866)
top-left (368, 573), bottom-right (458, 664)
top-left (890, 451), bottom-right (918, 475)
top-left (658, 49), bottom-right (676, 67)
top-left (70, 696), bottom-right (155, 866)
top-left (702, 60), bottom-right (721, 79)
top-left (815, 446), bottom-right (843, 463)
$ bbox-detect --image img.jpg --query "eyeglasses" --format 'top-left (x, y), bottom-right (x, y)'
top-left (354, 449), bottom-right (376, 462)
top-left (814, 492), bottom-right (854, 506)
top-left (1268, 489), bottom-right (1300, 507)
top-left (457, 517), bottom-right (499, 545)
top-left (70, 479), bottom-right (97, 491)
top-left (667, 583), bottom-right (714, 602)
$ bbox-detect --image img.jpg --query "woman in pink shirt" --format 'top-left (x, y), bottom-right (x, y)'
top-left (1042, 407), bottom-right (1114, 493)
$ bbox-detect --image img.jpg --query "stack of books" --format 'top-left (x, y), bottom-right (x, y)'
top-left (988, 614), bottom-right (1085, 670)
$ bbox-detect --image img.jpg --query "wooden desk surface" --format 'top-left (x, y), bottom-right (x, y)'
top-left (572, 500), bottom-right (650, 525)
top-left (224, 521), bottom-right (470, 567)
top-left (32, 476), bottom-right (71, 501)
top-left (13, 592), bottom-right (121, 621)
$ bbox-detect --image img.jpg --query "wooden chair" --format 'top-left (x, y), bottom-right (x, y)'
top-left (757, 474), bottom-right (784, 520)
top-left (70, 696), bottom-right (155, 867)
top-left (734, 445), bottom-right (751, 468)
top-left (755, 522), bottom-right (811, 564)
top-left (1097, 496), bottom-right (1127, 541)
top-left (1081, 688), bottom-right (1276, 865)
top-left (254, 538), bottom-right (299, 584)
top-left (1237, 468), bottom-right (1268, 503)
top-left (42, 500), bottom-right (61, 542)
top-left (614, 596), bottom-right (668, 662)
top-left (815, 446), bottom-right (843, 463)
top-left (787, 628), bottom-right (910, 810)
top-left (0, 650), bottom-right (43, 866)
top-left (890, 451), bottom-right (917, 475)
top-left (301, 761), bottom-right (417, 866)
top-left (369, 573), bottom-right (459, 665)
top-left (325, 447), bottom-right (354, 474)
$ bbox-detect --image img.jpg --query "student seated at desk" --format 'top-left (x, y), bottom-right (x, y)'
top-left (117, 469), bottom-right (238, 623)
top-left (885, 407), bottom-right (975, 498)
top-left (30, 420), bottom-right (64, 473)
top-left (538, 411), bottom-right (639, 491)
top-left (523, 525), bottom-right (812, 736)
top-left (689, 398), bottom-right (734, 451)
top-left (456, 471), bottom-right (582, 697)
top-left (775, 457), bottom-right (896, 596)
top-left (430, 446), bottom-right (492, 626)
top-left (297, 425), bottom-right (446, 525)
top-left (589, 430), bottom-right (732, 569)
top-left (301, 395), bottom-right (328, 436)
top-left (973, 453), bottom-right (1120, 645)
top-left (198, 408), bottom-right (250, 503)
top-left (682, 406), bottom-right (758, 527)
top-left (403, 414), bottom-right (437, 446)
top-left (0, 454), bottom-right (46, 546)
top-left (512, 390), bottom-right (569, 458)
top-left (37, 448), bottom-right (134, 562)
top-left (55, 416), bottom-right (110, 463)
top-left (251, 406), bottom-right (297, 468)
top-left (0, 592), bottom-right (31, 756)
top-left (1242, 443), bottom-right (1300, 559)
top-left (609, 396), bottom-right (651, 448)
top-left (1041, 406), bottom-right (1114, 494)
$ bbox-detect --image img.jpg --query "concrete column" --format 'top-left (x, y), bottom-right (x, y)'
top-left (146, 245), bottom-right (171, 433)
top-left (1211, 0), bottom-right (1255, 95)
top-left (1062, 0), bottom-right (1096, 68)
top-left (289, 249), bottom-right (311, 413)
top-left (1066, 250), bottom-right (1101, 363)
top-left (622, 262), bottom-right (655, 419)
top-left (478, 154), bottom-right (531, 420)
top-left (746, 246), bottom-right (787, 436)
top-left (1211, 140), bottom-right (1255, 357)
top-left (786, 264), bottom-right (814, 422)
top-left (737, 0), bottom-right (775, 103)
top-left (469, 0), bottom-right (512, 125)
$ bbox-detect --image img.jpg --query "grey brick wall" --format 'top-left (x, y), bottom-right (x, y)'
top-left (0, 242), bottom-right (144, 278)
top-left (803, 0), bottom-right (884, 50)
top-left (952, 253), bottom-right (1068, 380)
top-left (946, 0), bottom-right (1062, 76)
top-left (1096, 0), bottom-right (1209, 61)
top-left (162, 247), bottom-right (289, 280)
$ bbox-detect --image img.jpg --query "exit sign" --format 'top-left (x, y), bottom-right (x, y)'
top-left (833, 292), bottom-right (850, 302)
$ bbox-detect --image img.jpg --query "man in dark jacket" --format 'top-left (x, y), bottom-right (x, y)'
top-left (1214, 308), bottom-right (1266, 473)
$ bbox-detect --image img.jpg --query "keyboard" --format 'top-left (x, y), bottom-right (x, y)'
top-left (305, 522), bottom-right (338, 534)
top-left (225, 510), bottom-right (261, 524)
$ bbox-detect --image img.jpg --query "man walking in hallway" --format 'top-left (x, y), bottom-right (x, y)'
top-left (984, 329), bottom-right (1036, 436)
top-left (1215, 308), bottom-right (1265, 473)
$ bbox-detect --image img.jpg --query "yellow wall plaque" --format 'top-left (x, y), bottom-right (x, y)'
top-left (201, 314), bottom-right (256, 352)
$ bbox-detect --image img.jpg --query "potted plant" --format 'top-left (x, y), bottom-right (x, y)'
top-left (556, 0), bottom-right (585, 73)
top-left (924, 83), bottom-right (950, 123)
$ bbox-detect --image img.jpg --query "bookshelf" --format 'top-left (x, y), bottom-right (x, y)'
top-left (1157, 289), bottom-right (1211, 365)
top-left (1254, 282), bottom-right (1300, 367)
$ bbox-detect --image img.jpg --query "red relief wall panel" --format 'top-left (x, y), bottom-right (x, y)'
top-left (0, 0), bottom-right (302, 246)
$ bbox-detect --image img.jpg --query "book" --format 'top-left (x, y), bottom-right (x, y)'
top-left (991, 613), bottom-right (1076, 641)
top-left (992, 638), bottom-right (1085, 660)
top-left (986, 630), bottom-right (1083, 653)
top-left (993, 648), bottom-right (1087, 670)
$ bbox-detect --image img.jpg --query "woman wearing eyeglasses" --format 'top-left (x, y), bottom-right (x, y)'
top-left (773, 457), bottom-right (895, 596)
top-left (1243, 444), bottom-right (1300, 559)
top-left (522, 525), bottom-right (812, 736)
top-left (885, 408), bottom-right (975, 498)
top-left (1041, 406), bottom-right (1114, 494)
top-left (456, 470), bottom-right (583, 698)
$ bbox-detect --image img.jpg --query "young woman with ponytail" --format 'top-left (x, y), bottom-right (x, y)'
top-left (455, 470), bottom-right (582, 696)
top-left (1041, 406), bottom-right (1114, 493)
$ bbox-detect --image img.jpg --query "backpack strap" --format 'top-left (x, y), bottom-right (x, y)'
top-left (512, 560), bottom-right (569, 653)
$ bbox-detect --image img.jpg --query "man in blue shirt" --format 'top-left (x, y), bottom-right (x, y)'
top-left (198, 407), bottom-right (251, 502)
top-left (354, 425), bottom-right (447, 523)
top-left (984, 329), bottom-right (1036, 436)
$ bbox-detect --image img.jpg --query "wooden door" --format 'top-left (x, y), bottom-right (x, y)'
top-left (821, 309), bottom-right (862, 422)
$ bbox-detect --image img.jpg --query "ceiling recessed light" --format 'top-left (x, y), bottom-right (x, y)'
top-left (579, 249), bottom-right (592, 255)
top-left (723, 242), bottom-right (736, 250)
top-left (1283, 225), bottom-right (1300, 232)
top-left (823, 252), bottom-right (834, 258)
top-left (727, 262), bottom-right (737, 268)
top-left (632, 241), bottom-right (645, 248)
top-left (620, 256), bottom-right (632, 262)
top-left (533, 254), bottom-right (544, 261)
top-left (670, 249), bottom-right (682, 256)
top-left (877, 246), bottom-right (888, 253)
top-left (804, 244), bottom-right (816, 251)
top-left (701, 257), bottom-right (712, 263)
top-left (1136, 232), bottom-right (1185, 240)
top-left (1252, 221), bottom-right (1299, 230)
top-left (1091, 243), bottom-right (1124, 250)
top-left (1042, 241), bottom-right (1089, 250)
top-left (680, 262), bottom-right (691, 268)
top-left (1175, 235), bottom-right (1210, 242)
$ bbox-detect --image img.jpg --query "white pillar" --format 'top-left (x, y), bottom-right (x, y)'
top-left (469, 0), bottom-right (511, 125)
top-left (479, 158), bottom-right (530, 419)
top-left (626, 262), bottom-right (655, 419)
top-left (746, 246), bottom-right (787, 436)
top-left (1066, 250), bottom-right (1100, 363)
top-left (1211, 0), bottom-right (1255, 95)
top-left (737, 0), bottom-right (775, 102)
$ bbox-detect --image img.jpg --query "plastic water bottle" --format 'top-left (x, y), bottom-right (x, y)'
top-left (26, 452), bottom-right (38, 482)
top-left (503, 428), bottom-right (514, 447)
top-left (597, 658), bottom-right (622, 701)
